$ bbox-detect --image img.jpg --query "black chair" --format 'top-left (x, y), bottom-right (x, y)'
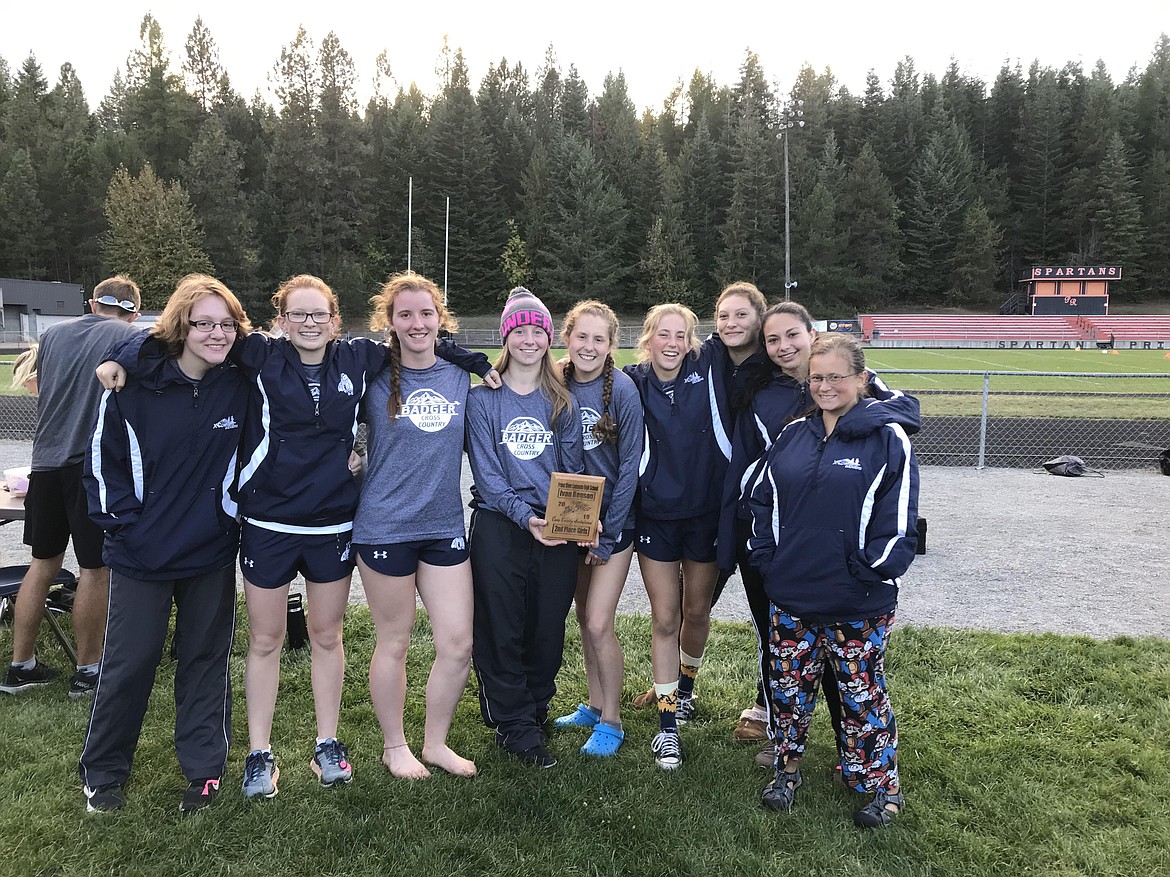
top-left (0, 565), bottom-right (79, 665)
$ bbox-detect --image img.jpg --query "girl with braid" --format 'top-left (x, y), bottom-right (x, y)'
top-left (353, 272), bottom-right (490, 779)
top-left (551, 301), bottom-right (643, 757)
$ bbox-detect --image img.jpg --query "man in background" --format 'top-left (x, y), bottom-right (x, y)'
top-left (1, 276), bottom-right (142, 696)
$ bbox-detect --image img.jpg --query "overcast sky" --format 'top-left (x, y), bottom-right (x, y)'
top-left (2, 1), bottom-right (1165, 112)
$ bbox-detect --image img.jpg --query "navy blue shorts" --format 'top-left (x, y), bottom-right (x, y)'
top-left (578, 527), bottom-right (635, 558)
top-left (355, 537), bottom-right (469, 577)
top-left (240, 522), bottom-right (355, 589)
top-left (635, 511), bottom-right (719, 564)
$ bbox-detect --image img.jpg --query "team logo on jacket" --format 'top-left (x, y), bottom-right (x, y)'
top-left (683, 371), bottom-right (703, 385)
top-left (212, 415), bottom-right (239, 430)
top-left (500, 416), bottom-right (553, 460)
top-left (337, 373), bottom-right (355, 395)
top-left (399, 389), bottom-right (460, 432)
top-left (580, 407), bottom-right (601, 451)
top-left (832, 457), bottom-right (862, 471)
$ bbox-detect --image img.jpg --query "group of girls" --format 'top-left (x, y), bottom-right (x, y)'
top-left (76, 268), bottom-right (919, 830)
top-left (83, 271), bottom-right (493, 811)
top-left (550, 283), bottom-right (920, 829)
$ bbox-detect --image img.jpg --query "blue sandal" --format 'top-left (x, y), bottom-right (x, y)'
top-left (554, 703), bottom-right (600, 729)
top-left (580, 723), bottom-right (624, 757)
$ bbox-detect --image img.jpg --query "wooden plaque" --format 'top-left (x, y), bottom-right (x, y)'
top-left (546, 472), bottom-right (606, 542)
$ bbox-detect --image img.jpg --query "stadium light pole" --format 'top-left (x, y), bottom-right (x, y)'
top-left (779, 100), bottom-right (804, 301)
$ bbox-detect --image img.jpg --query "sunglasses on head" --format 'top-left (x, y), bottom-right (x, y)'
top-left (94, 294), bottom-right (138, 312)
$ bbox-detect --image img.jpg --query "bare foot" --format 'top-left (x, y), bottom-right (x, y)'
top-left (382, 744), bottom-right (430, 780)
top-left (422, 743), bottom-right (478, 777)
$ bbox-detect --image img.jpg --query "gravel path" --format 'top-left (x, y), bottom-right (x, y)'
top-left (3, 438), bottom-right (1166, 639)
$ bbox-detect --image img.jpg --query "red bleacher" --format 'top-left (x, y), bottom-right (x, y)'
top-left (1081, 315), bottom-right (1170, 340)
top-left (860, 315), bottom-right (1084, 341)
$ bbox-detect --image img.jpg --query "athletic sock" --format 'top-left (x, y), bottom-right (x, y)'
top-left (677, 649), bottom-right (703, 700)
top-left (598, 719), bottom-right (623, 733)
top-left (12, 658), bottom-right (35, 671)
top-left (655, 682), bottom-right (678, 733)
top-left (585, 705), bottom-right (602, 718)
top-left (77, 662), bottom-right (100, 675)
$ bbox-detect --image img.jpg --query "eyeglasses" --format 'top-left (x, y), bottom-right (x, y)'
top-left (283, 311), bottom-right (334, 324)
top-left (94, 294), bottom-right (138, 312)
top-left (808, 371), bottom-right (861, 386)
top-left (188, 319), bottom-right (239, 333)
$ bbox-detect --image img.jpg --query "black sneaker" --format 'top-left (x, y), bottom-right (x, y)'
top-left (69, 668), bottom-right (98, 699)
top-left (511, 744), bottom-right (557, 768)
top-left (180, 778), bottom-right (220, 812)
top-left (1, 662), bottom-right (60, 694)
top-left (84, 783), bottom-right (125, 813)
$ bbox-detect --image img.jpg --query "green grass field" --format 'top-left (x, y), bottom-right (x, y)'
top-left (5, 347), bottom-right (1170, 418)
top-left (1, 606), bottom-right (1167, 877)
top-left (474, 347), bottom-right (1170, 419)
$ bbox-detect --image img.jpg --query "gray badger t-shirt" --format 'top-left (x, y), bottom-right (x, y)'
top-left (353, 358), bottom-right (470, 544)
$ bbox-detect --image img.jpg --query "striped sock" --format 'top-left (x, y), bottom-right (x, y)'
top-left (677, 649), bottom-right (703, 700)
top-left (655, 682), bottom-right (678, 733)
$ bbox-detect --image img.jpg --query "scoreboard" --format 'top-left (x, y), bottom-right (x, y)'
top-left (1031, 294), bottom-right (1108, 315)
top-left (1023, 266), bottom-right (1118, 316)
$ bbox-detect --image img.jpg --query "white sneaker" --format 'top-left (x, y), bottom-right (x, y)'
top-left (651, 730), bottom-right (682, 770)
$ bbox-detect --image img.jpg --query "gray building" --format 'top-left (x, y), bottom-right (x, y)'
top-left (0, 278), bottom-right (86, 345)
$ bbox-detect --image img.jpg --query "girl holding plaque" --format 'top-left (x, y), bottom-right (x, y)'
top-left (466, 288), bottom-right (587, 768)
top-left (552, 301), bottom-right (644, 757)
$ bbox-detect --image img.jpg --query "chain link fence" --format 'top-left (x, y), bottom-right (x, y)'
top-left (884, 370), bottom-right (1170, 469)
top-left (4, 363), bottom-right (1168, 470)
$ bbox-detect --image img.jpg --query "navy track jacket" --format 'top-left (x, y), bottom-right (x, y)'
top-left (85, 352), bottom-right (252, 580)
top-left (623, 337), bottom-right (735, 521)
top-left (746, 400), bottom-right (920, 622)
top-left (717, 369), bottom-right (920, 571)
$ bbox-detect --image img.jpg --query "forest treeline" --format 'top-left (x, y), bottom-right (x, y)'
top-left (1, 15), bottom-right (1168, 317)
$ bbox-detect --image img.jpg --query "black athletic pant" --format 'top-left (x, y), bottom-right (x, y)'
top-left (735, 517), bottom-right (844, 747)
top-left (79, 564), bottom-right (236, 790)
top-left (469, 508), bottom-right (578, 753)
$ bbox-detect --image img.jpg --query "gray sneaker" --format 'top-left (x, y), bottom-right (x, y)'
top-left (242, 750), bottom-right (279, 799)
top-left (310, 739), bottom-right (352, 787)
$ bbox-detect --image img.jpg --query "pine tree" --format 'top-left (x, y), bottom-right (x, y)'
top-left (42, 63), bottom-right (102, 283)
top-left (904, 112), bottom-right (979, 300)
top-left (838, 142), bottom-right (904, 306)
top-left (678, 114), bottom-right (729, 293)
top-left (316, 31), bottom-right (368, 315)
top-left (639, 150), bottom-right (698, 308)
top-left (4, 55), bottom-right (50, 155)
top-left (950, 200), bottom-right (1002, 305)
top-left (183, 115), bottom-right (261, 310)
top-left (1016, 66), bottom-right (1072, 263)
top-left (716, 112), bottom-right (780, 289)
top-left (1087, 132), bottom-right (1145, 292)
top-left (0, 149), bottom-right (49, 277)
top-left (263, 26), bottom-right (325, 281)
top-left (183, 17), bottom-right (229, 114)
top-left (1140, 150), bottom-right (1170, 290)
top-left (102, 164), bottom-right (212, 307)
top-left (590, 71), bottom-right (651, 299)
top-left (122, 14), bottom-right (200, 182)
top-left (478, 58), bottom-right (535, 214)
top-left (535, 134), bottom-right (628, 310)
top-left (424, 50), bottom-right (508, 311)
